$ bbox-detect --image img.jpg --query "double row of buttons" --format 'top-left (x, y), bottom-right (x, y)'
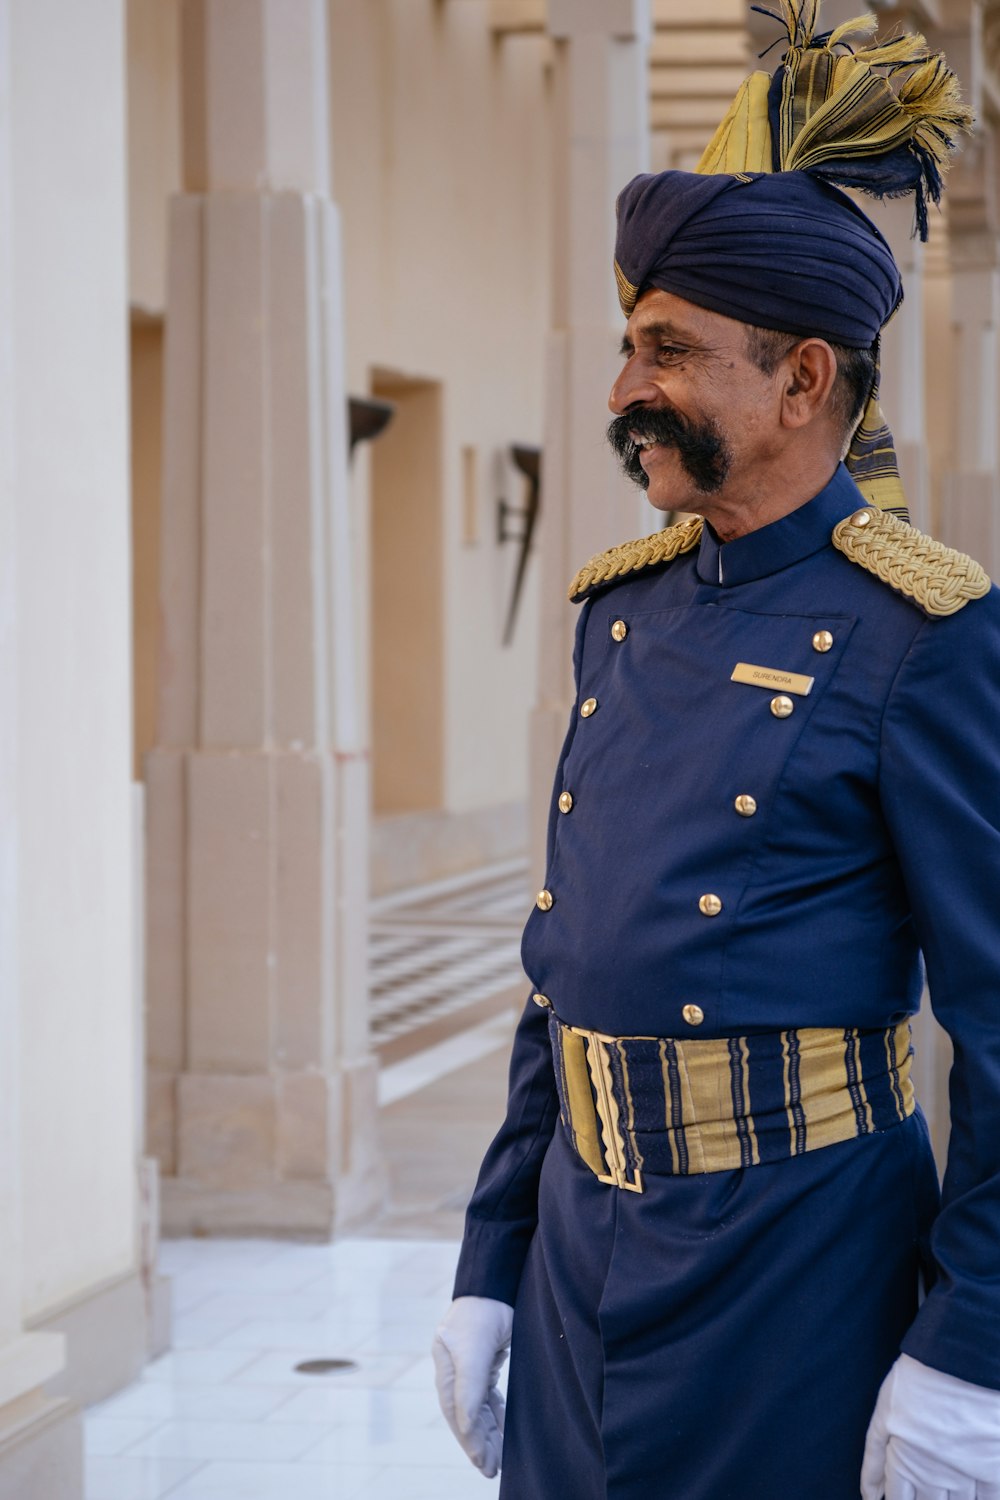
top-left (534, 616), bottom-right (713, 1026)
top-left (578, 618), bottom-right (628, 720)
top-left (535, 618), bottom-right (631, 906)
top-left (533, 617), bottom-right (838, 1029)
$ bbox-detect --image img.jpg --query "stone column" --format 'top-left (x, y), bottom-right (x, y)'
top-left (530, 0), bottom-right (650, 879)
top-left (938, 123), bottom-right (1000, 572)
top-left (931, 6), bottom-right (1000, 554)
top-left (147, 0), bottom-right (381, 1236)
top-left (865, 194), bottom-right (933, 531)
top-left (925, 123), bottom-right (1000, 1159)
top-left (881, 1), bottom-right (989, 1166)
top-left (0, 0), bottom-right (20, 1368)
top-left (0, 261), bottom-right (65, 1470)
top-left (940, 248), bottom-right (999, 567)
top-left (758, 0), bottom-right (934, 527)
top-left (16, 0), bottom-right (151, 1409)
top-left (913, 212), bottom-right (996, 1164)
top-left (0, 11), bottom-right (71, 1489)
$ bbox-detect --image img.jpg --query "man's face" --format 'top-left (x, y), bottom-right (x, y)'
top-left (607, 288), bottom-right (784, 518)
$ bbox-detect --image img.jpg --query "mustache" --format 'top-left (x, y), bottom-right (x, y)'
top-left (607, 405), bottom-right (731, 494)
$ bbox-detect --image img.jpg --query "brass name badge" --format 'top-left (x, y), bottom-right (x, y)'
top-left (731, 662), bottom-right (814, 696)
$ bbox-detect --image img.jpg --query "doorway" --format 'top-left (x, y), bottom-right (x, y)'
top-left (369, 371), bottom-right (444, 815)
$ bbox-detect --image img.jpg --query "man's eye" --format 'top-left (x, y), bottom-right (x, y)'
top-left (657, 344), bottom-right (687, 360)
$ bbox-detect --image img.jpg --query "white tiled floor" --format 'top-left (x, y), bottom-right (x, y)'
top-left (85, 1238), bottom-right (501, 1500)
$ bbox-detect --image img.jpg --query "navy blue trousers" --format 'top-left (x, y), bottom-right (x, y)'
top-left (500, 1111), bottom-right (940, 1500)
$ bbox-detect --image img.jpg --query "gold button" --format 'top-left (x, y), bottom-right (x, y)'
top-left (532, 992), bottom-right (552, 1009)
top-left (734, 794), bottom-right (757, 817)
top-left (812, 630), bottom-right (833, 653)
top-left (558, 791), bottom-right (573, 814)
top-left (611, 619), bottom-right (628, 642)
top-left (770, 695), bottom-right (794, 718)
top-left (536, 889), bottom-right (554, 911)
top-left (850, 508), bottom-right (872, 527)
top-left (698, 893), bottom-right (723, 917)
top-left (682, 1003), bottom-right (705, 1027)
top-left (580, 697), bottom-right (598, 718)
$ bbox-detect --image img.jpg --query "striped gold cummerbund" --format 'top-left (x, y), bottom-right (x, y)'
top-left (547, 1013), bottom-right (915, 1193)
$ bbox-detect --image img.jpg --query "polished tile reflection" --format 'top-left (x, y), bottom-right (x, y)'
top-left (85, 1237), bottom-right (499, 1499)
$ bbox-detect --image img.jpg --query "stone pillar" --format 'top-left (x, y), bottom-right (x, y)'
top-left (912, 210), bottom-right (996, 1165)
top-left (768, 0), bottom-right (935, 527)
top-left (932, 7), bottom-right (1000, 554)
top-left (0, 13), bottom-right (72, 1490)
top-left (937, 120), bottom-right (1000, 573)
top-left (0, 0), bottom-right (19, 1365)
top-left (940, 243), bottom-right (999, 566)
top-left (0, 0), bottom-right (141, 1488)
top-left (147, 0), bottom-right (381, 1236)
top-left (885, 1), bottom-right (989, 1166)
top-left (866, 194), bottom-right (933, 532)
top-left (927, 6), bottom-right (997, 549)
top-left (926, 119), bottom-right (1000, 1166)
top-left (530, 0), bottom-right (650, 879)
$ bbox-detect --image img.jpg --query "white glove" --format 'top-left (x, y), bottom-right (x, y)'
top-left (861, 1353), bottom-right (1000, 1500)
top-left (432, 1296), bottom-right (513, 1478)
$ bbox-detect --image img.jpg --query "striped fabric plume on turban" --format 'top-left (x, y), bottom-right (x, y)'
top-left (614, 0), bottom-right (973, 518)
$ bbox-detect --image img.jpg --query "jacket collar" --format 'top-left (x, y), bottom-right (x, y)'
top-left (695, 463), bottom-right (863, 587)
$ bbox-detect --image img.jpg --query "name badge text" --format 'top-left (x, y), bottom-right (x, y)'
top-left (731, 662), bottom-right (815, 696)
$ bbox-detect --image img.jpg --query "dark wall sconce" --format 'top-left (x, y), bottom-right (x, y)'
top-left (497, 444), bottom-right (541, 646)
top-left (348, 396), bottom-right (396, 457)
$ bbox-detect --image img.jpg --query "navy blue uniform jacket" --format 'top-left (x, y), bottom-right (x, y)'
top-left (455, 464), bottom-right (1000, 1393)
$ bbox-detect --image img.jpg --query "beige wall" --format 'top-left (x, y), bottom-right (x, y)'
top-left (10, 0), bottom-right (138, 1317)
top-left (330, 0), bottom-right (550, 821)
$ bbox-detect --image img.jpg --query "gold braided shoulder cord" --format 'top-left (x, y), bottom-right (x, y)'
top-left (832, 508), bottom-right (990, 617)
top-left (568, 516), bottom-right (704, 602)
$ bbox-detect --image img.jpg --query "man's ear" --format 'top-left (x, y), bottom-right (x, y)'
top-left (779, 339), bottom-right (839, 430)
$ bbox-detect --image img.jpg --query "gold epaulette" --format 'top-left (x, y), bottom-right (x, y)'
top-left (832, 506), bottom-right (990, 617)
top-left (568, 517), bottom-right (703, 603)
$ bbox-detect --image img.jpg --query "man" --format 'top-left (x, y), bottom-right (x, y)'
top-left (433, 6), bottom-right (1000, 1496)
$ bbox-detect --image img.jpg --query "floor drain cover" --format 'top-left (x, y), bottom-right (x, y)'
top-left (294, 1358), bottom-right (358, 1375)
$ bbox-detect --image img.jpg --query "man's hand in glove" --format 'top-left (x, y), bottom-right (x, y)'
top-left (432, 1296), bottom-right (514, 1479)
top-left (862, 1352), bottom-right (1000, 1500)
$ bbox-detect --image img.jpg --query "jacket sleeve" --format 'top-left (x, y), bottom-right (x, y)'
top-left (878, 587), bottom-right (1000, 1390)
top-left (451, 994), bottom-right (562, 1304)
top-left (452, 604), bottom-right (590, 1306)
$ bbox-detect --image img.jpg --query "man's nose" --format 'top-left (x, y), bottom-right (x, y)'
top-left (608, 361), bottom-right (660, 416)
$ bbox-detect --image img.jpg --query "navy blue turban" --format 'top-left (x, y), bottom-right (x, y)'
top-left (614, 170), bottom-right (903, 349)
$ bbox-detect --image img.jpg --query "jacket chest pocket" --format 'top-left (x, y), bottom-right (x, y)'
top-left (564, 603), bottom-right (858, 828)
